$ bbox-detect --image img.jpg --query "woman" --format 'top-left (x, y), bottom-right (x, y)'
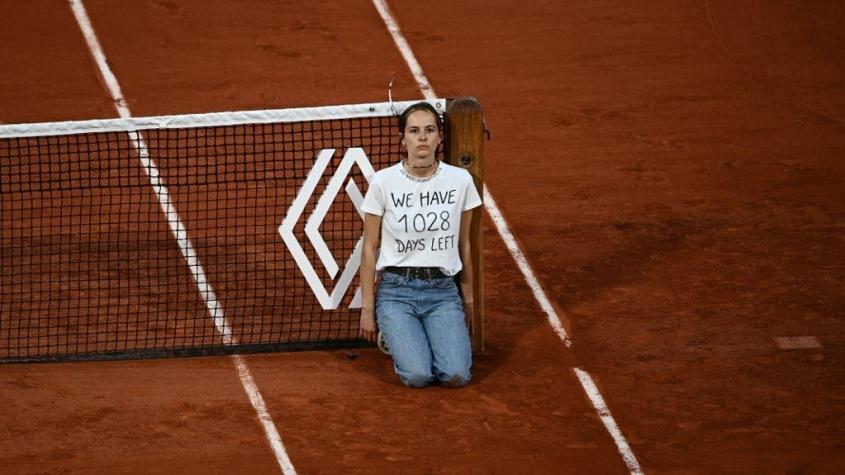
top-left (359, 101), bottom-right (482, 388)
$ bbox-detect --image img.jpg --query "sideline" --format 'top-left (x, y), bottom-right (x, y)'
top-left (67, 1), bottom-right (296, 473)
top-left (371, 0), bottom-right (644, 473)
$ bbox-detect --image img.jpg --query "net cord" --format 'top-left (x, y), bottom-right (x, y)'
top-left (0, 99), bottom-right (446, 138)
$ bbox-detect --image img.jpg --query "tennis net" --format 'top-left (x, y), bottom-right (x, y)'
top-left (0, 99), bottom-right (449, 362)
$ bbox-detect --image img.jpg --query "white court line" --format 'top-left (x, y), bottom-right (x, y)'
top-left (483, 188), bottom-right (572, 347)
top-left (233, 355), bottom-right (297, 474)
top-left (574, 368), bottom-right (645, 474)
top-left (371, 0), bottom-right (435, 100)
top-left (67, 1), bottom-right (296, 473)
top-left (371, 0), bottom-right (644, 473)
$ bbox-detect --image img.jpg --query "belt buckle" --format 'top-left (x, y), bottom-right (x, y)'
top-left (409, 267), bottom-right (430, 280)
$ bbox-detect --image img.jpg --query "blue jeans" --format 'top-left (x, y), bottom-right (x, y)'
top-left (376, 271), bottom-right (472, 388)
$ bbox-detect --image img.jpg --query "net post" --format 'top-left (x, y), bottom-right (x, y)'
top-left (445, 97), bottom-right (485, 352)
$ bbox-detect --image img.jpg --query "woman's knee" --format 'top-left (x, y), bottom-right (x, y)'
top-left (400, 370), bottom-right (434, 388)
top-left (436, 366), bottom-right (471, 388)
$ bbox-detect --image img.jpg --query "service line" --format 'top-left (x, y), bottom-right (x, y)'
top-left (371, 0), bottom-right (644, 473)
top-left (67, 1), bottom-right (295, 473)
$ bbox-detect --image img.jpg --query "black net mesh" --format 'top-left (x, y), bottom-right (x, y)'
top-left (0, 111), bottom-right (444, 362)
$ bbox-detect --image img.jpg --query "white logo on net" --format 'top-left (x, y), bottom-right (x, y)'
top-left (279, 148), bottom-right (375, 310)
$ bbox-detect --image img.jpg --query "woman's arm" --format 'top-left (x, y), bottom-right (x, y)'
top-left (359, 212), bottom-right (382, 343)
top-left (458, 209), bottom-right (475, 333)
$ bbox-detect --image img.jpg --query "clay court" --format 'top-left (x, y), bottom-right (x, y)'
top-left (1, 0), bottom-right (844, 473)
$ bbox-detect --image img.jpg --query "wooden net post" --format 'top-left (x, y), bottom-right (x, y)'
top-left (445, 97), bottom-right (485, 352)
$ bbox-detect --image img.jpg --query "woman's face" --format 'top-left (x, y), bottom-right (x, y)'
top-left (401, 110), bottom-right (441, 161)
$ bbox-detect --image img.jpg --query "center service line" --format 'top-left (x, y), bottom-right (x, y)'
top-left (68, 1), bottom-right (296, 473)
top-left (371, 0), bottom-right (644, 473)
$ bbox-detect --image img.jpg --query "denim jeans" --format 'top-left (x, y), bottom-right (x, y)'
top-left (376, 271), bottom-right (472, 388)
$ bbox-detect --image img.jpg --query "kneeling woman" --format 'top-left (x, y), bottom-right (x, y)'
top-left (359, 101), bottom-right (482, 388)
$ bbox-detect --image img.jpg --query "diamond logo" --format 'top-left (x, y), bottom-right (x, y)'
top-left (279, 147), bottom-right (376, 310)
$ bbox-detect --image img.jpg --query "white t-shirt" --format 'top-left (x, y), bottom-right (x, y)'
top-left (361, 161), bottom-right (482, 276)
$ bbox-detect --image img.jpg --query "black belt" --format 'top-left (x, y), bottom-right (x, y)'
top-left (383, 266), bottom-right (448, 280)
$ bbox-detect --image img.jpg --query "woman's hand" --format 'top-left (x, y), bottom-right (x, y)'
top-left (359, 213), bottom-right (381, 344)
top-left (359, 307), bottom-right (377, 343)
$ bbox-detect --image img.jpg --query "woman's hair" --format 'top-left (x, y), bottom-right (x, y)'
top-left (397, 101), bottom-right (443, 135)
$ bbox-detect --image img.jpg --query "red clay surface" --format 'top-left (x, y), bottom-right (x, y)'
top-left (2, 0), bottom-right (844, 473)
